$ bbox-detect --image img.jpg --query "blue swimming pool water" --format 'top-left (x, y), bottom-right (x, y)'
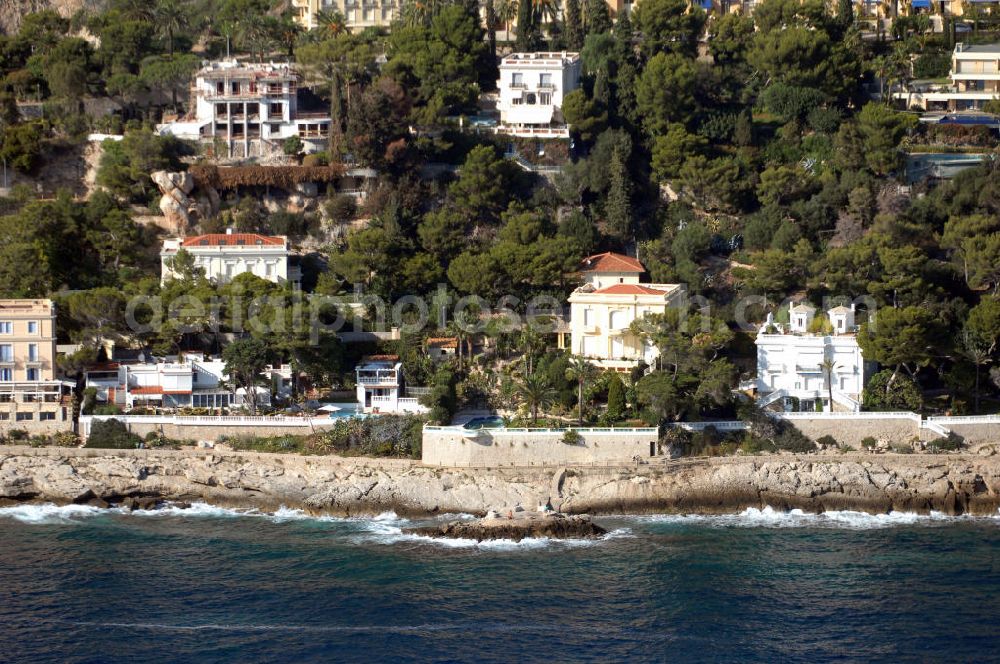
top-left (462, 416), bottom-right (505, 430)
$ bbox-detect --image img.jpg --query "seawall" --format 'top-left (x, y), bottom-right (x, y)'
top-left (2, 446), bottom-right (999, 517)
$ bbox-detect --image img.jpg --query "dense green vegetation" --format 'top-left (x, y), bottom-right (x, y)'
top-left (1, 0), bottom-right (999, 430)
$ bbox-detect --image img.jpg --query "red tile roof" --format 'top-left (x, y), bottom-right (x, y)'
top-left (181, 234), bottom-right (285, 247)
top-left (426, 337), bottom-right (458, 349)
top-left (592, 284), bottom-right (672, 296)
top-left (129, 386), bottom-right (164, 395)
top-left (578, 252), bottom-right (645, 273)
top-left (364, 354), bottom-right (399, 361)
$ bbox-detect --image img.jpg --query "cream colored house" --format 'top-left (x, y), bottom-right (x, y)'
top-left (567, 253), bottom-right (685, 371)
top-left (0, 299), bottom-right (71, 433)
top-left (161, 231), bottom-right (299, 285)
top-left (896, 42), bottom-right (1000, 111)
top-left (291, 0), bottom-right (399, 31)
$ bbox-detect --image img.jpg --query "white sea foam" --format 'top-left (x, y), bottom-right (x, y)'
top-left (128, 502), bottom-right (261, 519)
top-left (638, 506), bottom-right (970, 529)
top-left (0, 503), bottom-right (109, 524)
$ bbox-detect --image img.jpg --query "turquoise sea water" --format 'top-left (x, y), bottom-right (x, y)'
top-left (1, 503), bottom-right (999, 663)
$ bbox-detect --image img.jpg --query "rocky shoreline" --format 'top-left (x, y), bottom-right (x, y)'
top-left (1, 446), bottom-right (999, 517)
top-left (406, 511), bottom-right (607, 542)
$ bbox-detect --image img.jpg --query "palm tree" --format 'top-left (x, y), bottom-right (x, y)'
top-left (565, 354), bottom-right (598, 424)
top-left (119, 0), bottom-right (156, 22)
top-left (240, 20), bottom-right (274, 62)
top-left (156, 0), bottom-right (189, 56)
top-left (532, 0), bottom-right (560, 26)
top-left (819, 358), bottom-right (840, 413)
top-left (275, 17), bottom-right (303, 58)
top-left (960, 328), bottom-right (992, 415)
top-left (495, 0), bottom-right (519, 36)
top-left (515, 372), bottom-right (556, 424)
top-left (518, 324), bottom-right (546, 375)
top-left (316, 9), bottom-right (347, 38)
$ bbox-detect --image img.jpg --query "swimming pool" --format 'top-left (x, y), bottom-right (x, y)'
top-left (463, 416), bottom-right (506, 430)
top-left (323, 403), bottom-right (369, 420)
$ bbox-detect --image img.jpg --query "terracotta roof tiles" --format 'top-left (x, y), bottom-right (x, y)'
top-left (578, 252), bottom-right (645, 274)
top-left (591, 284), bottom-right (674, 296)
top-left (181, 234), bottom-right (285, 247)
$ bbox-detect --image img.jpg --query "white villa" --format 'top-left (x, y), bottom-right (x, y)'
top-left (496, 52), bottom-right (582, 138)
top-left (567, 252), bottom-right (685, 371)
top-left (897, 43), bottom-right (1000, 111)
top-left (355, 355), bottom-right (428, 414)
top-left (161, 231), bottom-right (298, 286)
top-left (754, 303), bottom-right (867, 413)
top-left (156, 59), bottom-right (331, 158)
top-left (84, 353), bottom-right (275, 411)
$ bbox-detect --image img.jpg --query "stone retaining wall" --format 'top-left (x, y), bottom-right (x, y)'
top-left (422, 428), bottom-right (659, 467)
top-left (935, 423), bottom-right (1000, 444)
top-left (782, 417), bottom-right (921, 446)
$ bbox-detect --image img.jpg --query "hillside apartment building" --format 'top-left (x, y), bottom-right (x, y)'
top-left (156, 60), bottom-right (331, 158)
top-left (290, 0), bottom-right (399, 30)
top-left (896, 42), bottom-right (1000, 111)
top-left (161, 231), bottom-right (299, 286)
top-left (567, 253), bottom-right (685, 371)
top-left (0, 300), bottom-right (71, 434)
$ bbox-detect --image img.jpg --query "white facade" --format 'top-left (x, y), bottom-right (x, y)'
top-left (755, 304), bottom-right (866, 413)
top-left (85, 353), bottom-right (273, 411)
top-left (897, 43), bottom-right (1000, 111)
top-left (161, 231), bottom-right (298, 285)
top-left (355, 357), bottom-right (428, 414)
top-left (496, 52), bottom-right (582, 138)
top-left (568, 253), bottom-right (685, 371)
top-left (156, 60), bottom-right (331, 158)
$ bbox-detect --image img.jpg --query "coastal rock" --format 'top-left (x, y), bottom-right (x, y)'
top-left (406, 513), bottom-right (607, 542)
top-left (1, 448), bottom-right (999, 517)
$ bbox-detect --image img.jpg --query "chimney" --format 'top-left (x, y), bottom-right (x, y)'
top-left (226, 227), bottom-right (233, 235)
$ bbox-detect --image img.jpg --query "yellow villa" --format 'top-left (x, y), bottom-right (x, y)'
top-left (567, 252), bottom-right (685, 371)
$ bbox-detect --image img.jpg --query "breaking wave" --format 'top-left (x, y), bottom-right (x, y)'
top-left (0, 503), bottom-right (108, 524)
top-left (637, 506), bottom-right (986, 529)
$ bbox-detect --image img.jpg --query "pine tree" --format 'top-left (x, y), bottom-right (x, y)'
top-left (515, 0), bottom-right (535, 52)
top-left (605, 142), bottom-right (633, 241)
top-left (584, 0), bottom-right (612, 35)
top-left (565, 0), bottom-right (584, 50)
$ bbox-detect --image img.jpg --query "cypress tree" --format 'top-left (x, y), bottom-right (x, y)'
top-left (485, 0), bottom-right (497, 60)
top-left (515, 0), bottom-right (535, 52)
top-left (836, 0), bottom-right (854, 29)
top-left (565, 0), bottom-right (584, 50)
top-left (605, 142), bottom-right (633, 241)
top-left (606, 374), bottom-right (627, 422)
top-left (584, 0), bottom-right (612, 35)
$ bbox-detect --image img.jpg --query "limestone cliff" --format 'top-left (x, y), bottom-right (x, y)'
top-left (0, 0), bottom-right (105, 35)
top-left (1, 447), bottom-right (999, 516)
